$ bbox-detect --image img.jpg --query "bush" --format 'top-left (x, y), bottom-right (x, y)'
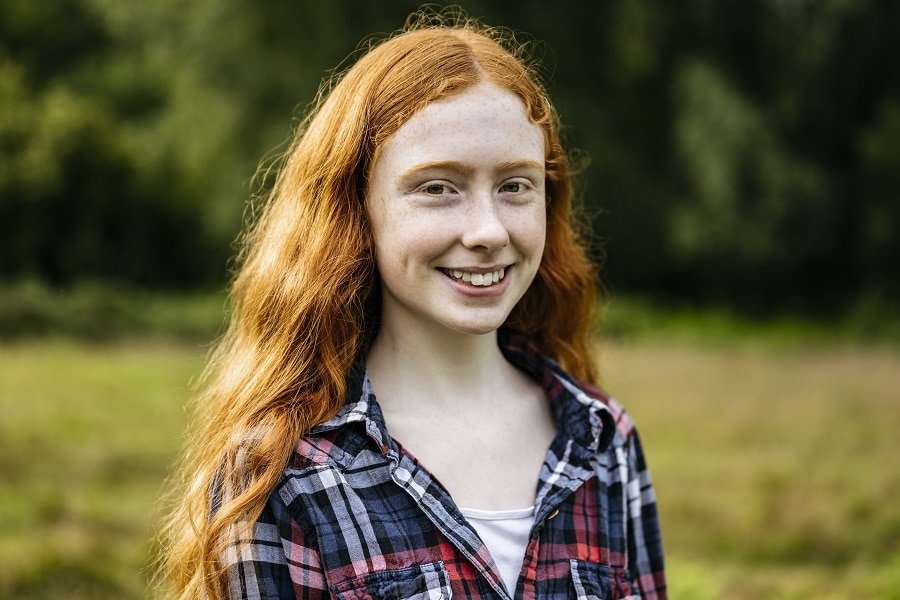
top-left (0, 280), bottom-right (226, 340)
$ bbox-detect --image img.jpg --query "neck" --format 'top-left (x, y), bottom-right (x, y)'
top-left (365, 319), bottom-right (511, 413)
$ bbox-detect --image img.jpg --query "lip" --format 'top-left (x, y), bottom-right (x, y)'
top-left (438, 265), bottom-right (512, 298)
top-left (441, 264), bottom-right (509, 274)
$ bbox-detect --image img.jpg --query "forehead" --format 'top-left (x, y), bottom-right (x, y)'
top-left (374, 82), bottom-right (546, 175)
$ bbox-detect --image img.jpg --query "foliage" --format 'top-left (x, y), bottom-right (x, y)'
top-left (1, 0), bottom-right (898, 312)
top-left (0, 0), bottom-right (227, 288)
top-left (598, 294), bottom-right (900, 348)
top-left (0, 280), bottom-right (226, 340)
top-left (3, 280), bottom-right (899, 349)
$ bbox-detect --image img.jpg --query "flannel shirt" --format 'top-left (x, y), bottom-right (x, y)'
top-left (224, 329), bottom-right (666, 599)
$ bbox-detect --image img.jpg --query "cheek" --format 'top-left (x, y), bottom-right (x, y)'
top-left (371, 211), bottom-right (450, 274)
top-left (532, 215), bottom-right (548, 254)
top-left (510, 206), bottom-right (547, 258)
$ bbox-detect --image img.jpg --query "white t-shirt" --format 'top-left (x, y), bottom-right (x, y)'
top-left (460, 506), bottom-right (535, 595)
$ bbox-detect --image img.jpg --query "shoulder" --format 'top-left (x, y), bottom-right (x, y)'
top-left (580, 381), bottom-right (639, 444)
top-left (498, 327), bottom-right (642, 452)
top-left (291, 428), bottom-right (348, 470)
top-left (274, 420), bottom-right (395, 509)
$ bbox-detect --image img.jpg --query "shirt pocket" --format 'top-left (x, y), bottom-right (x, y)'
top-left (569, 559), bottom-right (610, 600)
top-left (331, 561), bottom-right (453, 600)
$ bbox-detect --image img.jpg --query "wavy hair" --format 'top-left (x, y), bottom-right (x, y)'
top-left (158, 9), bottom-right (598, 599)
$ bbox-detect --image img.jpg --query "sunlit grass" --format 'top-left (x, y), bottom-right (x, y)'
top-left (1, 334), bottom-right (898, 598)
top-left (0, 340), bottom-right (206, 599)
top-left (599, 340), bottom-right (900, 598)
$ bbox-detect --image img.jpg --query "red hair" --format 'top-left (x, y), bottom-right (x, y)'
top-left (158, 10), bottom-right (598, 599)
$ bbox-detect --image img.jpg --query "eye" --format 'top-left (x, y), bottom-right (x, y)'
top-left (500, 182), bottom-right (524, 193)
top-left (424, 183), bottom-right (446, 195)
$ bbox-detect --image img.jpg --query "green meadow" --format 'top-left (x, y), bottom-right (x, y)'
top-left (599, 339), bottom-right (900, 599)
top-left (2, 329), bottom-right (899, 598)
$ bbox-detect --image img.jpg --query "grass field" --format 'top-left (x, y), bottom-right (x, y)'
top-left (598, 340), bottom-right (900, 599)
top-left (0, 340), bottom-right (206, 599)
top-left (1, 336), bottom-right (899, 598)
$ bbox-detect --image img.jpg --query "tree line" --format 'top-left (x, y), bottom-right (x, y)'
top-left (1, 0), bottom-right (898, 315)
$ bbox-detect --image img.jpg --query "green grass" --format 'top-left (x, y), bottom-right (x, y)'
top-left (598, 339), bottom-right (900, 599)
top-left (1, 333), bottom-right (898, 598)
top-left (0, 340), bottom-right (207, 599)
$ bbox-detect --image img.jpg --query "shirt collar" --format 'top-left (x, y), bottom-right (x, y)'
top-left (309, 328), bottom-right (615, 455)
top-left (306, 358), bottom-right (395, 456)
top-left (497, 328), bottom-right (615, 454)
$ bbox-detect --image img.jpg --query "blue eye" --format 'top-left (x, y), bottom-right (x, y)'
top-left (500, 182), bottom-right (523, 193)
top-left (425, 184), bottom-right (445, 194)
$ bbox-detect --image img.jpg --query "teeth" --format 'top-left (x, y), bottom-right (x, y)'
top-left (444, 268), bottom-right (507, 287)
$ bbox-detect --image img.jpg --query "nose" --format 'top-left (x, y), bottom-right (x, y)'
top-left (460, 191), bottom-right (510, 252)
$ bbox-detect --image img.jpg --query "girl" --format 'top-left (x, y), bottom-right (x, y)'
top-left (161, 10), bottom-right (666, 600)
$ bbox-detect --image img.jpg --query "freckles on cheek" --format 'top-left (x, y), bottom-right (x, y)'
top-left (508, 212), bottom-right (547, 250)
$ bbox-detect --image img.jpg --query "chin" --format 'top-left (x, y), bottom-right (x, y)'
top-left (450, 325), bottom-right (502, 337)
top-left (442, 315), bottom-right (510, 337)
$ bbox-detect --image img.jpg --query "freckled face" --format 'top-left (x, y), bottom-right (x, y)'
top-left (365, 81), bottom-right (547, 338)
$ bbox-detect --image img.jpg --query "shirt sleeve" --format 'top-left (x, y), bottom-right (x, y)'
top-left (624, 426), bottom-right (667, 599)
top-left (224, 490), bottom-right (329, 600)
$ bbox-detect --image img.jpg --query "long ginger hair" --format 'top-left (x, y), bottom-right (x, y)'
top-left (159, 9), bottom-right (598, 600)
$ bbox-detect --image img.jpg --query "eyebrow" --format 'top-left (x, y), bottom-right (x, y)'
top-left (397, 159), bottom-right (545, 184)
top-left (493, 160), bottom-right (546, 175)
top-left (397, 161), bottom-right (474, 183)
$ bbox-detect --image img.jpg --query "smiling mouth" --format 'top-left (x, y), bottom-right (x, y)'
top-left (440, 267), bottom-right (507, 287)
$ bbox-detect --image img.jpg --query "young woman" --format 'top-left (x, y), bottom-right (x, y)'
top-left (160, 10), bottom-right (666, 600)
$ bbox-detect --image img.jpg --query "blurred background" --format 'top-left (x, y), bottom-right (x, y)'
top-left (1, 1), bottom-right (898, 598)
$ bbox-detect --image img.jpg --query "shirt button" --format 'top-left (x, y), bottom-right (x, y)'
top-left (547, 508), bottom-right (559, 520)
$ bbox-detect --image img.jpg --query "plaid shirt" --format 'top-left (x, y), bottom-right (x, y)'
top-left (224, 329), bottom-right (666, 599)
